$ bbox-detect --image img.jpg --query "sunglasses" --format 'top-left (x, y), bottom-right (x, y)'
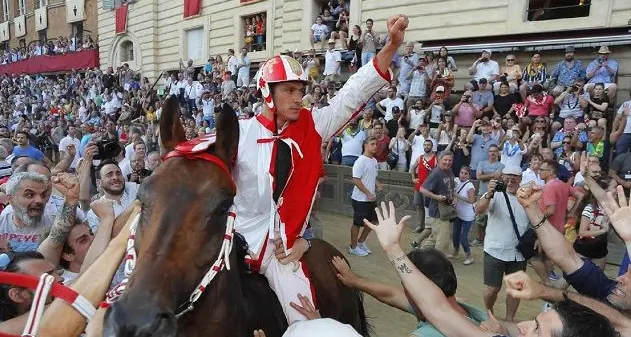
top-left (506, 59), bottom-right (515, 61)
top-left (0, 251), bottom-right (15, 271)
top-left (536, 120), bottom-right (545, 123)
top-left (563, 141), bottom-right (571, 145)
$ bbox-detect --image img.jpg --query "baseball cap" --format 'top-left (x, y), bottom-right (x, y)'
top-left (478, 78), bottom-right (488, 84)
top-left (502, 165), bottom-right (522, 176)
top-left (435, 86), bottom-right (445, 92)
top-left (482, 49), bottom-right (492, 54)
top-left (564, 46), bottom-right (575, 53)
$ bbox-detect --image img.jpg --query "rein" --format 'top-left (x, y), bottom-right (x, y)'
top-left (0, 272), bottom-right (96, 337)
top-left (104, 136), bottom-right (238, 320)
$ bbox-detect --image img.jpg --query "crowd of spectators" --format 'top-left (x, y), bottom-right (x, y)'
top-left (1, 35), bottom-right (96, 65)
top-left (0, 8), bottom-right (627, 336)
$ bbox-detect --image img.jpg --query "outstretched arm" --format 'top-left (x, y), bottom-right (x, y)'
top-left (365, 202), bottom-right (493, 337)
top-left (313, 15), bottom-right (408, 140)
top-left (518, 187), bottom-right (584, 274)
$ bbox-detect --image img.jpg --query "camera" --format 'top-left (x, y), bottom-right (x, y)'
top-left (494, 181), bottom-right (506, 192)
top-left (94, 140), bottom-right (121, 160)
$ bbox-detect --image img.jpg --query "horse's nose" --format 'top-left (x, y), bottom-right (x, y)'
top-left (103, 301), bottom-right (177, 337)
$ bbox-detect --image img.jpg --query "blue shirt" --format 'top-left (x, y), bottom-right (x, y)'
top-left (564, 258), bottom-right (616, 301)
top-left (551, 60), bottom-right (584, 87)
top-left (586, 59), bottom-right (618, 84)
top-left (12, 145), bottom-right (45, 161)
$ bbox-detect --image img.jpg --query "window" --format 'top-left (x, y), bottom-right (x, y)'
top-left (15, 0), bottom-right (25, 16)
top-left (72, 21), bottom-right (83, 40)
top-left (2, 0), bottom-right (9, 21)
top-left (1, 41), bottom-right (8, 52)
top-left (120, 40), bottom-right (134, 62)
top-left (186, 27), bottom-right (203, 60)
top-left (242, 12), bottom-right (266, 52)
top-left (38, 30), bottom-right (46, 43)
top-left (527, 0), bottom-right (590, 21)
top-left (18, 38), bottom-right (25, 48)
top-left (34, 0), bottom-right (47, 9)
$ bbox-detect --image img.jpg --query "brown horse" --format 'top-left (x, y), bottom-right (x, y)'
top-left (102, 96), bottom-right (368, 337)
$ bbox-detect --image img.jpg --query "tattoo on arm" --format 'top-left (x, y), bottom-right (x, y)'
top-left (49, 201), bottom-right (77, 244)
top-left (390, 255), bottom-right (407, 266)
top-left (397, 263), bottom-right (413, 274)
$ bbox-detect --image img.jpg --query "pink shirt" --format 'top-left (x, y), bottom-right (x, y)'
top-left (525, 95), bottom-right (554, 117)
top-left (455, 104), bottom-right (474, 127)
top-left (538, 178), bottom-right (571, 233)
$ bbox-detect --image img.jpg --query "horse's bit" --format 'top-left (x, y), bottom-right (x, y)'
top-left (104, 134), bottom-right (238, 319)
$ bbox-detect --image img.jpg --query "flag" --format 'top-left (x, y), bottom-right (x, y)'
top-left (184, 0), bottom-right (201, 18)
top-left (115, 4), bottom-right (128, 34)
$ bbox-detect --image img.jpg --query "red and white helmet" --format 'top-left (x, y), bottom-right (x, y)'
top-left (255, 54), bottom-right (308, 112)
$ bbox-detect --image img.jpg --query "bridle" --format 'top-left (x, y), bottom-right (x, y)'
top-left (0, 272), bottom-right (95, 337)
top-left (104, 134), bottom-right (238, 320)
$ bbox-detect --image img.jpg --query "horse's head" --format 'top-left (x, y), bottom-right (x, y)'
top-left (103, 96), bottom-right (239, 337)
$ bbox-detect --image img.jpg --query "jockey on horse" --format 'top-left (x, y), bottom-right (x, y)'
top-left (234, 15), bottom-right (408, 324)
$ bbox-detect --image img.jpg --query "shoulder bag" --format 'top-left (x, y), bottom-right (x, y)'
top-left (502, 191), bottom-right (537, 260)
top-left (386, 139), bottom-right (400, 169)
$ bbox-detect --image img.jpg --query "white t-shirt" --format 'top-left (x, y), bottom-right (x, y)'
top-left (351, 155), bottom-right (378, 202)
top-left (0, 211), bottom-right (54, 252)
top-left (455, 178), bottom-right (475, 221)
top-left (324, 50), bottom-right (342, 76)
top-left (341, 130), bottom-right (366, 157)
top-left (202, 98), bottom-right (215, 118)
top-left (379, 97), bottom-right (404, 122)
top-left (391, 139), bottom-right (408, 165)
top-left (59, 135), bottom-right (82, 169)
top-left (409, 108), bottom-right (426, 130)
top-left (499, 142), bottom-right (527, 168)
top-left (472, 60), bottom-right (500, 82)
top-left (616, 100), bottom-right (631, 134)
top-left (410, 135), bottom-right (437, 168)
top-left (311, 23), bottom-right (329, 37)
top-left (521, 168), bottom-right (545, 187)
top-left (61, 269), bottom-right (78, 286)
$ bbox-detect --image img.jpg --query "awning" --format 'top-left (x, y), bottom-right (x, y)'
top-left (419, 28), bottom-right (631, 54)
top-left (0, 49), bottom-right (100, 76)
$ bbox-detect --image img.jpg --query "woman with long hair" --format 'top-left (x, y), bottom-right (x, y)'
top-left (438, 46), bottom-right (457, 71)
top-left (451, 166), bottom-right (476, 265)
top-left (430, 57), bottom-right (454, 98)
top-left (436, 111), bottom-right (455, 152)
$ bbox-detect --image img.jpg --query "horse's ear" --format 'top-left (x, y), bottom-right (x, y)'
top-left (214, 103), bottom-right (239, 170)
top-left (159, 95), bottom-right (186, 155)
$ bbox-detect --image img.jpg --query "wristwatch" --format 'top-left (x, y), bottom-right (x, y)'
top-left (483, 192), bottom-right (494, 200)
top-left (304, 238), bottom-right (312, 251)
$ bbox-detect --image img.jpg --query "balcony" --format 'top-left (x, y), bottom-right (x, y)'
top-left (0, 48), bottom-right (99, 75)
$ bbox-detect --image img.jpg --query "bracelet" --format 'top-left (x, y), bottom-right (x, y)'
top-left (531, 215), bottom-right (548, 229)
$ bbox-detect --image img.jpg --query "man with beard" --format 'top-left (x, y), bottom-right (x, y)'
top-left (0, 171), bottom-right (79, 264)
top-left (86, 160), bottom-right (139, 233)
top-left (0, 173), bottom-right (52, 253)
top-left (550, 46), bottom-right (585, 97)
